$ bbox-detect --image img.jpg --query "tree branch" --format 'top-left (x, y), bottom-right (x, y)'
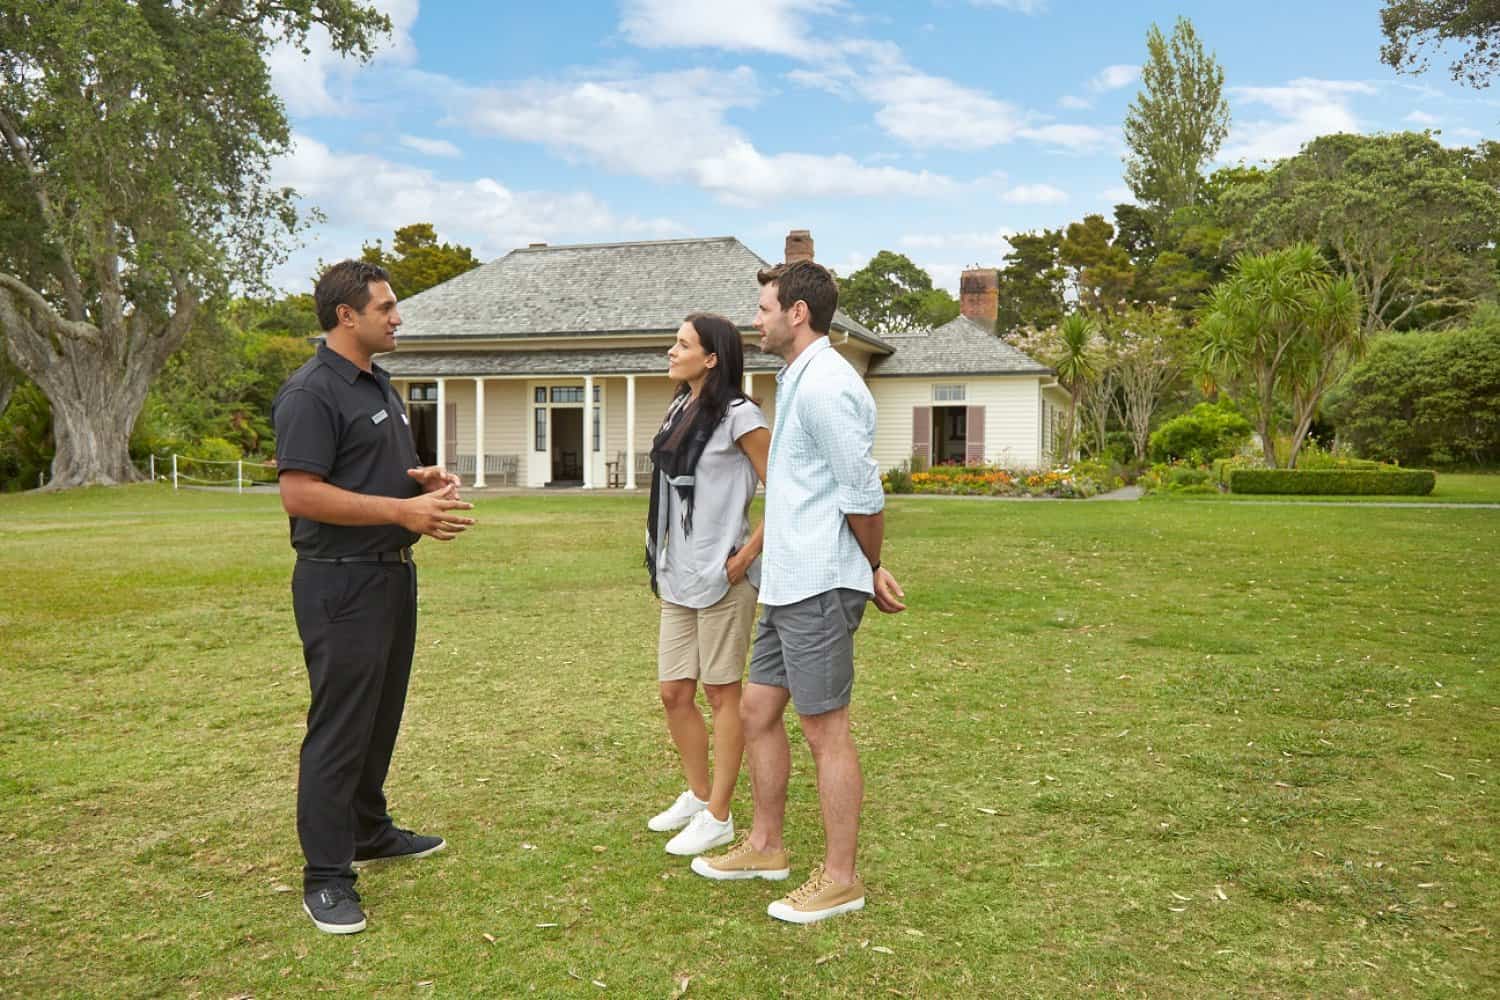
top-left (0, 107), bottom-right (88, 322)
top-left (0, 272), bottom-right (101, 346)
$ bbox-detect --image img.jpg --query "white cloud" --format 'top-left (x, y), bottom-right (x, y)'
top-left (900, 228), bottom-right (1016, 253)
top-left (619, 0), bottom-right (845, 58)
top-left (1089, 64), bottom-right (1139, 93)
top-left (1101, 185), bottom-right (1135, 204)
top-left (1059, 95), bottom-right (1092, 110)
top-left (1405, 110), bottom-right (1441, 126)
top-left (968, 0), bottom-right (1047, 12)
top-left (1003, 183), bottom-right (1067, 204)
top-left (1017, 123), bottom-right (1114, 152)
top-left (398, 134), bottom-right (462, 158)
top-left (1220, 78), bottom-right (1375, 163)
top-left (271, 132), bottom-right (685, 286)
top-left (456, 68), bottom-right (954, 203)
top-left (268, 0), bottom-right (420, 117)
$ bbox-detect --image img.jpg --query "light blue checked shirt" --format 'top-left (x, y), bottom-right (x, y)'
top-left (759, 336), bottom-right (885, 607)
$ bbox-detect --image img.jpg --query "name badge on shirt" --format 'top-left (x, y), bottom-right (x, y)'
top-left (371, 409), bottom-right (389, 425)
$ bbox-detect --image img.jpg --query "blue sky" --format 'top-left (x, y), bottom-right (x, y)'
top-left (267, 0), bottom-right (1495, 294)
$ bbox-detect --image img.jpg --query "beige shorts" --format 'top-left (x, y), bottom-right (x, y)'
top-left (658, 579), bottom-right (758, 685)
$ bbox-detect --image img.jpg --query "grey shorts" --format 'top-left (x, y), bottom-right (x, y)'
top-left (748, 588), bottom-right (867, 716)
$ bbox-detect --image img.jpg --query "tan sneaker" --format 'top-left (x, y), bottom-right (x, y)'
top-left (689, 837), bottom-right (790, 881)
top-left (767, 865), bottom-right (865, 924)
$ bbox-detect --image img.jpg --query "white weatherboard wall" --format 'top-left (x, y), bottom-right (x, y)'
top-left (867, 376), bottom-right (1047, 471)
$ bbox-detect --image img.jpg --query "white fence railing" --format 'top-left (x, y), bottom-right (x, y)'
top-left (135, 452), bottom-right (279, 493)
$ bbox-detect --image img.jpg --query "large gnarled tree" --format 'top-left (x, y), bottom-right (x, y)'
top-left (0, 0), bottom-right (388, 488)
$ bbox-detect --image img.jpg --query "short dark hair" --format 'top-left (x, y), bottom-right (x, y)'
top-left (314, 260), bottom-right (392, 332)
top-left (757, 259), bottom-right (838, 335)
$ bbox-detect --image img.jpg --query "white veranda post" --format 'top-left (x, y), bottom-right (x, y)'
top-left (472, 377), bottom-right (487, 488)
top-left (583, 375), bottom-right (595, 488)
top-left (625, 375), bottom-right (637, 490)
top-left (435, 378), bottom-right (447, 471)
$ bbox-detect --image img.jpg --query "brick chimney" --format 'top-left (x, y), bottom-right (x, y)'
top-left (960, 267), bottom-right (999, 329)
top-left (784, 229), bottom-right (814, 263)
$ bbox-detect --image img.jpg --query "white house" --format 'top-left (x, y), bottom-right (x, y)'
top-left (377, 230), bottom-right (1069, 488)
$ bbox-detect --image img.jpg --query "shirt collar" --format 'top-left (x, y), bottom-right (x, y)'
top-left (317, 340), bottom-right (387, 386)
top-left (775, 335), bottom-right (831, 386)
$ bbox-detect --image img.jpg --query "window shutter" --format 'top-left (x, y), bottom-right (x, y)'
top-left (445, 403), bottom-right (458, 465)
top-left (965, 406), bottom-right (985, 464)
top-left (912, 406), bottom-right (931, 465)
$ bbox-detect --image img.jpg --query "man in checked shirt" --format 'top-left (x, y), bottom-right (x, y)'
top-left (690, 258), bottom-right (907, 923)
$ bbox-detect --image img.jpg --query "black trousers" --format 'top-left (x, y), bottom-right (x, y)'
top-left (291, 558), bottom-right (418, 892)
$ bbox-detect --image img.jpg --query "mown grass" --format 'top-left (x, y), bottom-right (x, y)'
top-left (1, 485), bottom-right (1496, 998)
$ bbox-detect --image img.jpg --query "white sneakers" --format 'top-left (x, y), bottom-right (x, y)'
top-left (647, 790), bottom-right (708, 832)
top-left (665, 809), bottom-right (734, 856)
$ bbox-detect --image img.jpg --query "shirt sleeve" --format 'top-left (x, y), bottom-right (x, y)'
top-left (727, 399), bottom-right (769, 442)
top-left (273, 386), bottom-right (337, 477)
top-left (799, 380), bottom-right (884, 516)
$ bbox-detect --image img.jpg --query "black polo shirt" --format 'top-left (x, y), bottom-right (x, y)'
top-left (272, 342), bottom-right (422, 558)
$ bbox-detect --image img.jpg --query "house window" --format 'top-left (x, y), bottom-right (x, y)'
top-left (593, 405), bottom-right (602, 451)
top-left (408, 383), bottom-right (438, 402)
top-left (933, 383), bottom-right (966, 402)
top-left (534, 387), bottom-right (546, 403)
top-left (593, 385), bottom-right (601, 402)
top-left (534, 408), bottom-right (546, 451)
top-left (551, 386), bottom-right (584, 403)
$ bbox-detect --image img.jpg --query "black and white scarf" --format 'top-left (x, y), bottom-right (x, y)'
top-left (644, 392), bottom-right (717, 596)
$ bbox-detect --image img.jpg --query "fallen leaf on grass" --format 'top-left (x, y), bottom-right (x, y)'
top-left (1422, 765), bottom-right (1456, 781)
top-left (904, 928), bottom-right (925, 937)
top-left (1169, 907), bottom-right (1186, 913)
top-left (591, 980), bottom-right (606, 989)
top-left (536, 922), bottom-right (559, 928)
top-left (673, 976), bottom-right (692, 997)
top-left (871, 946), bottom-right (894, 955)
top-left (1215, 886), bottom-right (1229, 901)
top-left (482, 933), bottom-right (497, 944)
top-left (815, 954), bottom-right (836, 965)
top-left (592, 845), bottom-right (607, 853)
top-left (976, 807), bottom-right (997, 815)
top-left (416, 981), bottom-right (434, 988)
top-left (1417, 883), bottom-right (1437, 889)
top-left (270, 883), bottom-right (295, 894)
top-left (1170, 892), bottom-right (1191, 901)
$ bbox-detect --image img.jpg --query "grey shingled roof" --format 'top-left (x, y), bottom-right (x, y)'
top-left (865, 314), bottom-right (1054, 377)
top-left (378, 346), bottom-right (784, 378)
top-left (391, 236), bottom-right (891, 352)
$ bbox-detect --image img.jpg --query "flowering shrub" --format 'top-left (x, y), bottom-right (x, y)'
top-left (883, 461), bottom-right (1101, 498)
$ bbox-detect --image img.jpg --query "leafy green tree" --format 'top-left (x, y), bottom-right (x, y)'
top-left (1060, 215), bottom-right (1135, 314)
top-left (1201, 244), bottom-right (1364, 468)
top-left (1381, 0), bottom-right (1500, 87)
top-left (1054, 313), bottom-right (1098, 462)
top-left (0, 1), bottom-right (390, 489)
top-left (360, 223), bottom-right (481, 299)
top-left (0, 380), bottom-right (51, 491)
top-left (1122, 16), bottom-right (1231, 222)
top-left (1324, 310), bottom-right (1500, 466)
top-left (995, 230), bottom-right (1066, 332)
top-left (1227, 132), bottom-right (1500, 333)
top-left (839, 251), bottom-right (959, 335)
top-left (1103, 305), bottom-right (1192, 463)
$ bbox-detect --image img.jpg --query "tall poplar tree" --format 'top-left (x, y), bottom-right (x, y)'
top-left (1122, 17), bottom-right (1231, 222)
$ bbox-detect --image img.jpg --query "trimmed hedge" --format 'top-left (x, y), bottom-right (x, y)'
top-left (1228, 468), bottom-right (1436, 495)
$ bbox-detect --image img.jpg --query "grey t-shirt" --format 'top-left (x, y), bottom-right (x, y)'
top-left (656, 398), bottom-right (768, 609)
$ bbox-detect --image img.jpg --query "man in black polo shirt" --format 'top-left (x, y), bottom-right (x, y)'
top-left (273, 259), bottom-right (476, 935)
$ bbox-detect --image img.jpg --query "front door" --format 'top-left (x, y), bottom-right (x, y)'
top-left (550, 408), bottom-right (583, 485)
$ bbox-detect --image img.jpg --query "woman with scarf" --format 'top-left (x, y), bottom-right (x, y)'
top-left (644, 312), bottom-right (770, 857)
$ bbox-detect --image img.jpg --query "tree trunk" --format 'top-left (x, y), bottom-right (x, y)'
top-left (1, 269), bottom-right (194, 490)
top-left (28, 338), bottom-right (153, 489)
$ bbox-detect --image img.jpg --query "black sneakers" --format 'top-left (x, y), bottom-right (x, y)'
top-left (303, 885), bottom-right (366, 935)
top-left (352, 828), bottom-right (447, 870)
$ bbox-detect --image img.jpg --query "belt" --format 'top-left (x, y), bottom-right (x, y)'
top-left (297, 547), bottom-right (413, 565)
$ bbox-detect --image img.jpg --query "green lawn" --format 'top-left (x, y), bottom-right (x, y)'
top-left (1, 485), bottom-right (1496, 997)
top-left (1155, 472), bottom-right (1500, 504)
